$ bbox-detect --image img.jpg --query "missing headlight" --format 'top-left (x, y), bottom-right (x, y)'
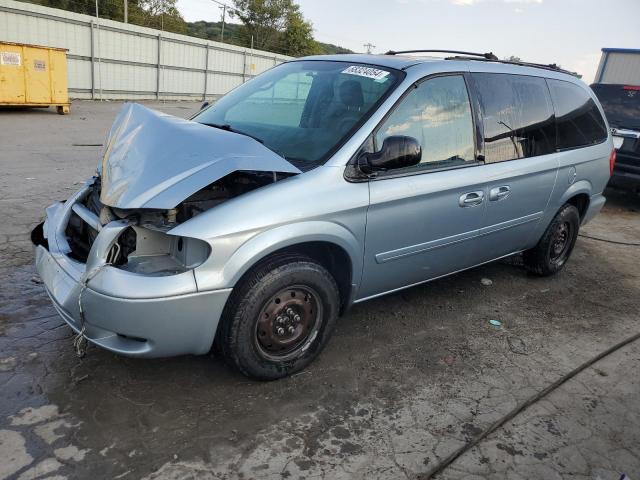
top-left (113, 226), bottom-right (210, 276)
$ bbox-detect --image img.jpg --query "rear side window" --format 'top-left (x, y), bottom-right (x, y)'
top-left (547, 79), bottom-right (608, 149)
top-left (472, 73), bottom-right (556, 163)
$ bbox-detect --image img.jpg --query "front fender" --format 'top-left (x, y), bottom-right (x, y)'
top-left (192, 221), bottom-right (363, 292)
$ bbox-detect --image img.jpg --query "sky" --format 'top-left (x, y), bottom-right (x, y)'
top-left (175, 0), bottom-right (640, 83)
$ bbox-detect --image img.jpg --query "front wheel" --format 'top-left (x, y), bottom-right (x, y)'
top-left (217, 254), bottom-right (340, 380)
top-left (523, 204), bottom-right (580, 276)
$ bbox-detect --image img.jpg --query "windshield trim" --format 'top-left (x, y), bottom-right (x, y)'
top-left (193, 60), bottom-right (406, 171)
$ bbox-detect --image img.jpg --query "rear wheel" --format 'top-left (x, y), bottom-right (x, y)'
top-left (523, 204), bottom-right (580, 276)
top-left (218, 254), bottom-right (340, 380)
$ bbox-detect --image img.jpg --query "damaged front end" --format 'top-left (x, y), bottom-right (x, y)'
top-left (33, 103), bottom-right (301, 357)
top-left (64, 170), bottom-right (281, 275)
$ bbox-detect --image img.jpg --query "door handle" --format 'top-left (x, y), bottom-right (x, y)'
top-left (489, 185), bottom-right (511, 201)
top-left (459, 190), bottom-right (484, 207)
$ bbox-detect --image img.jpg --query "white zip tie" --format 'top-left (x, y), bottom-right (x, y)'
top-left (73, 262), bottom-right (112, 358)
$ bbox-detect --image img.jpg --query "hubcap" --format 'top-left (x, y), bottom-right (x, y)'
top-left (550, 221), bottom-right (572, 262)
top-left (255, 286), bottom-right (321, 360)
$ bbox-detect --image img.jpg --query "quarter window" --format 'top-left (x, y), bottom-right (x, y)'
top-left (375, 75), bottom-right (475, 172)
top-left (547, 79), bottom-right (608, 149)
top-left (472, 73), bottom-right (556, 163)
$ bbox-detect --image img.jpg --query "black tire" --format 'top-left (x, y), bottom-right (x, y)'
top-left (217, 254), bottom-right (340, 380)
top-left (523, 204), bottom-right (580, 276)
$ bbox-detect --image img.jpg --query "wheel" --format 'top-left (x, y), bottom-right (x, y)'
top-left (56, 105), bottom-right (69, 115)
top-left (217, 254), bottom-right (340, 380)
top-left (523, 204), bottom-right (580, 276)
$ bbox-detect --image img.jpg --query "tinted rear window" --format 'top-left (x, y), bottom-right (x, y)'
top-left (547, 79), bottom-right (608, 149)
top-left (590, 84), bottom-right (640, 130)
top-left (472, 73), bottom-right (555, 163)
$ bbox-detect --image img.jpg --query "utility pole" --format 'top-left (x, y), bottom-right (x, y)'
top-left (219, 4), bottom-right (227, 42)
top-left (95, 0), bottom-right (102, 100)
top-left (124, 0), bottom-right (128, 23)
top-left (363, 43), bottom-right (375, 54)
top-left (209, 0), bottom-right (230, 42)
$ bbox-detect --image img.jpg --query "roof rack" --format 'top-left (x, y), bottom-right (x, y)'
top-left (385, 49), bottom-right (499, 60)
top-left (448, 55), bottom-right (577, 76)
top-left (385, 49), bottom-right (577, 76)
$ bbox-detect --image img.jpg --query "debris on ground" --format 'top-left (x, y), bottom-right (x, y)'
top-left (481, 278), bottom-right (493, 286)
top-left (489, 319), bottom-right (502, 327)
top-left (507, 336), bottom-right (532, 355)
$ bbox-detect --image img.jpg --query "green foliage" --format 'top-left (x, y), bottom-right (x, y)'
top-left (23, 0), bottom-right (187, 34)
top-left (280, 7), bottom-right (320, 56)
top-left (20, 0), bottom-right (352, 56)
top-left (187, 20), bottom-right (351, 56)
top-left (230, 0), bottom-right (290, 50)
top-left (316, 42), bottom-right (352, 55)
top-left (230, 0), bottom-right (336, 56)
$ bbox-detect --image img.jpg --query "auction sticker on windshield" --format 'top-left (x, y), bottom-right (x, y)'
top-left (342, 65), bottom-right (389, 81)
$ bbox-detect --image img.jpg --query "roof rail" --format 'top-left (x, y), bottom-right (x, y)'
top-left (447, 55), bottom-right (577, 76)
top-left (385, 49), bottom-right (499, 60)
top-left (384, 49), bottom-right (577, 76)
top-left (508, 60), bottom-right (576, 76)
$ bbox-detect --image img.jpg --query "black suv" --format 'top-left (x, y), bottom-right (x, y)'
top-left (591, 83), bottom-right (640, 192)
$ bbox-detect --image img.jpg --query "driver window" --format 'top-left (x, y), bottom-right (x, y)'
top-left (374, 75), bottom-right (475, 171)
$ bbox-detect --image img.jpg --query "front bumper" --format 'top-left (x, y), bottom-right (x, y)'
top-left (33, 183), bottom-right (231, 358)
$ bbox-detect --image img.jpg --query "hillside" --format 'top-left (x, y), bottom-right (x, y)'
top-left (186, 20), bottom-right (353, 55)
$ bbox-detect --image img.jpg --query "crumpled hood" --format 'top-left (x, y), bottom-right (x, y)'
top-left (98, 103), bottom-right (301, 209)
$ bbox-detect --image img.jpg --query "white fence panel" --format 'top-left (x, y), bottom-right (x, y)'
top-left (0, 0), bottom-right (291, 100)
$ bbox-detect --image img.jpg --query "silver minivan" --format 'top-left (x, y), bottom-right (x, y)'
top-left (33, 52), bottom-right (615, 379)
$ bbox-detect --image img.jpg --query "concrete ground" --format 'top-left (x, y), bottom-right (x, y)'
top-left (1, 101), bottom-right (639, 480)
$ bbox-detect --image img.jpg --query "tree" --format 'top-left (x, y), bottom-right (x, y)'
top-left (504, 55), bottom-right (522, 63)
top-left (26, 0), bottom-right (187, 34)
top-left (280, 7), bottom-right (320, 56)
top-left (136, 0), bottom-right (187, 33)
top-left (231, 0), bottom-right (320, 56)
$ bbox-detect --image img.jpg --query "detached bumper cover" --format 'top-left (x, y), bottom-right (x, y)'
top-left (33, 184), bottom-right (231, 358)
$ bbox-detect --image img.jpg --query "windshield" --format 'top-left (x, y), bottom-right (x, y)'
top-left (591, 84), bottom-right (640, 130)
top-left (193, 61), bottom-right (402, 169)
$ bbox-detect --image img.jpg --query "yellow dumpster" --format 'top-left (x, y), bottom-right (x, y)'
top-left (0, 42), bottom-right (70, 115)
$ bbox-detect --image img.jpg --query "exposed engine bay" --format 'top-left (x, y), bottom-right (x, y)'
top-left (65, 171), bottom-right (287, 273)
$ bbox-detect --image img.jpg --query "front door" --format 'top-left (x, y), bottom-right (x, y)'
top-left (358, 74), bottom-right (486, 300)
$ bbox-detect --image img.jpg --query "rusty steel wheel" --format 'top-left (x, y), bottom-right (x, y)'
top-left (254, 285), bottom-right (322, 361)
top-left (217, 253), bottom-right (340, 380)
top-left (549, 221), bottom-right (573, 264)
top-left (524, 203), bottom-right (580, 276)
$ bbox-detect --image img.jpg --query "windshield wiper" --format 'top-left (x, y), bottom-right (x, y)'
top-left (200, 123), bottom-right (265, 144)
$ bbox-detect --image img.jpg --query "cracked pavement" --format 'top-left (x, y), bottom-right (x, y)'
top-left (1, 101), bottom-right (639, 479)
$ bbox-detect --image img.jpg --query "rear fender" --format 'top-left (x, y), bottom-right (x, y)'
top-left (557, 179), bottom-right (593, 208)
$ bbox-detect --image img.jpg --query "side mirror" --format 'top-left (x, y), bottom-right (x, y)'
top-left (200, 101), bottom-right (210, 110)
top-left (358, 136), bottom-right (422, 174)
